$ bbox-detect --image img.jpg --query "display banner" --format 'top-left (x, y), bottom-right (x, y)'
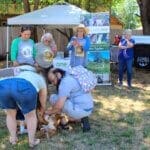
top-left (81, 13), bottom-right (111, 85)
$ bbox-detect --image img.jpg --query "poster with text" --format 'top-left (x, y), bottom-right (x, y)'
top-left (81, 13), bottom-right (111, 85)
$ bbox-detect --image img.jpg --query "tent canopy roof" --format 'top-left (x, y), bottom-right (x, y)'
top-left (7, 2), bottom-right (88, 27)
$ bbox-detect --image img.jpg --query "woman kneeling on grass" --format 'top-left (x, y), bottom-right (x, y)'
top-left (46, 68), bottom-right (94, 132)
top-left (0, 65), bottom-right (47, 148)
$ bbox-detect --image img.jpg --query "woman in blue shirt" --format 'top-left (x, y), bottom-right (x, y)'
top-left (46, 68), bottom-right (94, 132)
top-left (67, 24), bottom-right (91, 67)
top-left (118, 29), bottom-right (135, 88)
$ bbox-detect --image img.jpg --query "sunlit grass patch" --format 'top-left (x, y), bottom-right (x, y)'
top-left (117, 112), bottom-right (142, 126)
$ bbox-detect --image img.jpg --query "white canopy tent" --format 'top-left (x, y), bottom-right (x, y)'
top-left (7, 2), bottom-right (88, 27)
top-left (6, 2), bottom-right (89, 67)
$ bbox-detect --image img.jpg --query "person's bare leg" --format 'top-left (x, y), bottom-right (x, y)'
top-left (24, 110), bottom-right (40, 147)
top-left (6, 109), bottom-right (18, 144)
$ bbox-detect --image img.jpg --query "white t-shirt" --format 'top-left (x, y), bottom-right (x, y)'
top-left (0, 65), bottom-right (46, 92)
top-left (16, 71), bottom-right (46, 92)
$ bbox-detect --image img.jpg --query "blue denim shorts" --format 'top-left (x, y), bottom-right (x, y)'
top-left (0, 78), bottom-right (37, 114)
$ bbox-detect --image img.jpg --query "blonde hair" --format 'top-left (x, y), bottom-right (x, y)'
top-left (123, 29), bottom-right (132, 35)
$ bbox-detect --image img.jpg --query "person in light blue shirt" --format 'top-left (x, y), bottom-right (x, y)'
top-left (67, 24), bottom-right (91, 67)
top-left (0, 65), bottom-right (47, 147)
top-left (46, 68), bottom-right (94, 132)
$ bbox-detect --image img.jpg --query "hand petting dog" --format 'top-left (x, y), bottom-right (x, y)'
top-left (36, 108), bottom-right (72, 139)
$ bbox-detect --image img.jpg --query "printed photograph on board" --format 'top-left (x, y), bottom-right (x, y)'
top-left (87, 50), bottom-right (110, 74)
top-left (90, 33), bottom-right (109, 44)
top-left (80, 13), bottom-right (109, 27)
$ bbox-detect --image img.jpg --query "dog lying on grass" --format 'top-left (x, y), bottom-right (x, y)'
top-left (36, 108), bottom-right (73, 139)
top-left (15, 99), bottom-right (73, 138)
top-left (16, 107), bottom-right (72, 138)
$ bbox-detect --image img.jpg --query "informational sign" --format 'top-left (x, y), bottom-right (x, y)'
top-left (81, 13), bottom-right (111, 85)
top-left (53, 58), bottom-right (70, 71)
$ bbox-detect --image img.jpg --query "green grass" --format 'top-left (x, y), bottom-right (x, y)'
top-left (117, 112), bottom-right (142, 125)
top-left (143, 126), bottom-right (150, 138)
top-left (0, 65), bottom-right (150, 150)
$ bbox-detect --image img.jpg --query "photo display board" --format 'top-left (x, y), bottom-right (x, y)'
top-left (81, 13), bottom-right (111, 85)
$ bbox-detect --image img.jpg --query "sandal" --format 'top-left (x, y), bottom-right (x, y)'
top-left (29, 139), bottom-right (40, 148)
top-left (9, 136), bottom-right (18, 145)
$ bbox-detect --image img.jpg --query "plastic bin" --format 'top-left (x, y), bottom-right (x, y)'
top-left (132, 36), bottom-right (150, 69)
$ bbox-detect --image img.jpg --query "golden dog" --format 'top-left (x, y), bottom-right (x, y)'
top-left (36, 109), bottom-right (72, 139)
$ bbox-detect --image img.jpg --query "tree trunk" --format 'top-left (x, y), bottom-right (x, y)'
top-left (34, 0), bottom-right (40, 10)
top-left (22, 0), bottom-right (30, 13)
top-left (137, 0), bottom-right (150, 35)
top-left (33, 0), bottom-right (40, 42)
top-left (22, 0), bottom-right (40, 42)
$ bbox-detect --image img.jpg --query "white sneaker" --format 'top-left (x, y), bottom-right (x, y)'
top-left (18, 129), bottom-right (28, 134)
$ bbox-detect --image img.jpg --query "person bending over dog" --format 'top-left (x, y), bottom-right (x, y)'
top-left (0, 65), bottom-right (47, 148)
top-left (46, 68), bottom-right (94, 132)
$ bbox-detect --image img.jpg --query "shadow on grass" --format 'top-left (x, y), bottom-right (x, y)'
top-left (0, 107), bottom-right (149, 149)
top-left (111, 65), bottom-right (150, 86)
top-left (0, 65), bottom-right (149, 149)
top-left (108, 65), bottom-right (149, 124)
top-left (89, 106), bottom-right (150, 149)
top-left (93, 84), bottom-right (149, 103)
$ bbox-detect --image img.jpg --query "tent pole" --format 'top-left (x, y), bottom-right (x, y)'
top-left (6, 26), bottom-right (9, 68)
top-left (42, 26), bottom-right (46, 34)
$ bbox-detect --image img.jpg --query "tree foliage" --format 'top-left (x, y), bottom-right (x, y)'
top-left (112, 0), bottom-right (141, 29)
top-left (0, 0), bottom-right (124, 13)
top-left (0, 0), bottom-right (23, 14)
top-left (0, 0), bottom-right (150, 34)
